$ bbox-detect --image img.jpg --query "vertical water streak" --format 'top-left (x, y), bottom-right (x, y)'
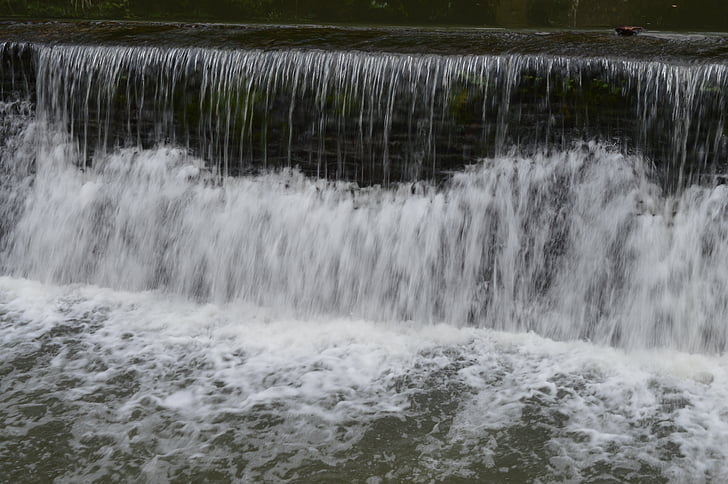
top-left (18, 44), bottom-right (724, 186)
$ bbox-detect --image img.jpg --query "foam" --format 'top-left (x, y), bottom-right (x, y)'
top-left (4, 139), bottom-right (728, 352)
top-left (1, 277), bottom-right (727, 482)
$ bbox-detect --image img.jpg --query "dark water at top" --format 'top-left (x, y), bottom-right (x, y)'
top-left (2, 20), bottom-right (728, 58)
top-left (2, 0), bottom-right (728, 31)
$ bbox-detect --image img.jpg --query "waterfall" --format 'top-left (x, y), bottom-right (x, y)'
top-left (1, 39), bottom-right (727, 352)
top-left (3, 26), bottom-right (728, 483)
top-left (3, 42), bottom-right (725, 186)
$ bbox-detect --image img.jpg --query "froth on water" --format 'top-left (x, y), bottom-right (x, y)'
top-left (1, 277), bottom-right (727, 482)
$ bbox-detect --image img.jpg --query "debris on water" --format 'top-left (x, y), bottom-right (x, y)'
top-left (615, 26), bottom-right (645, 36)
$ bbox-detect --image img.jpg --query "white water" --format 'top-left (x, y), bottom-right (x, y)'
top-left (3, 116), bottom-right (728, 352)
top-left (1, 276), bottom-right (727, 482)
top-left (2, 43), bottom-right (728, 481)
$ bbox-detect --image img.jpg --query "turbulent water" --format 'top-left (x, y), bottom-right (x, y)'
top-left (1, 24), bottom-right (728, 482)
top-left (3, 277), bottom-right (728, 483)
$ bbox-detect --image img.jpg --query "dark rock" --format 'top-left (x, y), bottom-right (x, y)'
top-left (615, 26), bottom-right (645, 36)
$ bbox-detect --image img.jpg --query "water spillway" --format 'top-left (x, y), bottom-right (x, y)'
top-left (6, 135), bottom-right (728, 352)
top-left (2, 24), bottom-right (728, 482)
top-left (38, 45), bottom-right (728, 187)
top-left (1, 29), bottom-right (728, 352)
top-left (2, 33), bottom-right (728, 186)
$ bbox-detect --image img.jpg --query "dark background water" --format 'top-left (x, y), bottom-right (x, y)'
top-left (1, 0), bottom-right (728, 31)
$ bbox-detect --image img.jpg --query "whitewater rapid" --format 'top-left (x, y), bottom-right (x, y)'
top-left (2, 35), bottom-right (728, 482)
top-left (3, 114), bottom-right (728, 352)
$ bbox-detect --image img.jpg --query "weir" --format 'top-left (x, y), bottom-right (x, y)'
top-left (2, 40), bottom-right (727, 186)
top-left (4, 24), bottom-right (728, 483)
top-left (1, 30), bottom-right (728, 353)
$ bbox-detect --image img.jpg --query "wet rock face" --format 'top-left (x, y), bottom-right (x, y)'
top-left (0, 43), bottom-right (35, 104)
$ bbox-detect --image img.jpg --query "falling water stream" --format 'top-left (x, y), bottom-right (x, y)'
top-left (1, 23), bottom-right (728, 482)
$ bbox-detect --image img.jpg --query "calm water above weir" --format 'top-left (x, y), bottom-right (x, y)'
top-left (1, 21), bottom-right (728, 483)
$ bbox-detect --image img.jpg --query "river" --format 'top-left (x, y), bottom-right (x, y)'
top-left (1, 22), bottom-right (727, 482)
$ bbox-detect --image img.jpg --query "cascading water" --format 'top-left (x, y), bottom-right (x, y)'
top-left (5, 139), bottom-right (728, 353)
top-left (7, 41), bottom-right (726, 185)
top-left (1, 24), bottom-right (728, 483)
